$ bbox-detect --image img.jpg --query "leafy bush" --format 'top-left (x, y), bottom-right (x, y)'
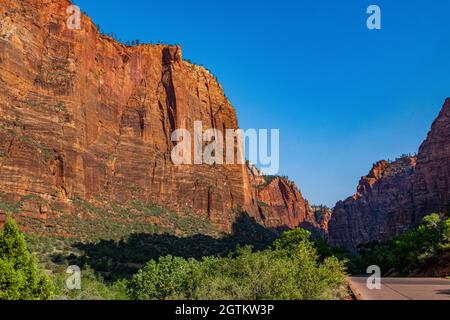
top-left (52, 266), bottom-right (127, 300)
top-left (196, 248), bottom-right (294, 300)
top-left (127, 256), bottom-right (200, 300)
top-left (443, 218), bottom-right (450, 242)
top-left (352, 213), bottom-right (450, 275)
top-left (0, 216), bottom-right (54, 300)
top-left (127, 229), bottom-right (348, 300)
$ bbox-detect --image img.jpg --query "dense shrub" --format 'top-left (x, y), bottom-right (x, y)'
top-left (0, 216), bottom-right (54, 300)
top-left (127, 229), bottom-right (348, 300)
top-left (191, 248), bottom-right (294, 300)
top-left (352, 213), bottom-right (450, 275)
top-left (52, 266), bottom-right (127, 300)
top-left (127, 256), bottom-right (200, 300)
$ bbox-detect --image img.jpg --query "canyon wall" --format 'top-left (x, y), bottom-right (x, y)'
top-left (412, 99), bottom-right (450, 222)
top-left (247, 164), bottom-right (324, 231)
top-left (328, 157), bottom-right (417, 249)
top-left (329, 99), bottom-right (450, 249)
top-left (0, 0), bottom-right (323, 235)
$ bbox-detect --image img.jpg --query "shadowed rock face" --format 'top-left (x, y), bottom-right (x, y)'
top-left (413, 99), bottom-right (450, 222)
top-left (329, 99), bottom-right (450, 250)
top-left (328, 158), bottom-right (417, 249)
top-left (0, 0), bottom-right (322, 235)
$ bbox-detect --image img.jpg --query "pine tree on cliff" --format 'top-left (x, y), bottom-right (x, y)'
top-left (0, 216), bottom-right (54, 300)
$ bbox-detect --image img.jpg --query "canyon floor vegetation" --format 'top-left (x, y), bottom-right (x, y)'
top-left (1, 211), bottom-right (448, 300)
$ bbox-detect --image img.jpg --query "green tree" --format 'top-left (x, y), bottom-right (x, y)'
top-left (443, 218), bottom-right (450, 243)
top-left (0, 215), bottom-right (54, 300)
top-left (273, 228), bottom-right (313, 253)
top-left (273, 229), bottom-right (347, 299)
top-left (52, 266), bottom-right (128, 300)
top-left (127, 255), bottom-right (199, 300)
top-left (192, 247), bottom-right (294, 300)
top-left (353, 213), bottom-right (450, 275)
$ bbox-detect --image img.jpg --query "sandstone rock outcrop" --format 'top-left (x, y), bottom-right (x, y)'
top-left (329, 99), bottom-right (450, 249)
top-left (328, 157), bottom-right (417, 249)
top-left (310, 205), bottom-right (332, 236)
top-left (258, 177), bottom-right (314, 229)
top-left (0, 0), bottom-right (322, 236)
top-left (412, 98), bottom-right (450, 222)
top-left (246, 163), bottom-right (328, 233)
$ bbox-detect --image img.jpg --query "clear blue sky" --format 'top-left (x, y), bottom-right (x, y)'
top-left (73, 0), bottom-right (450, 207)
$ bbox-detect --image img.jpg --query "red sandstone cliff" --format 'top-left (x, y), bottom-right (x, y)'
top-left (246, 163), bottom-right (328, 233)
top-left (0, 0), bottom-right (320, 235)
top-left (328, 157), bottom-right (417, 249)
top-left (413, 98), bottom-right (450, 221)
top-left (329, 99), bottom-right (450, 249)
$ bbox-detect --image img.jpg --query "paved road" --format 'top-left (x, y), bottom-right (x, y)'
top-left (348, 277), bottom-right (450, 300)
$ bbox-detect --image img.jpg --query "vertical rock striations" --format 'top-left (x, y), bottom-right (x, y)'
top-left (329, 99), bottom-right (450, 249)
top-left (0, 0), bottom-right (323, 235)
top-left (246, 163), bottom-right (328, 233)
top-left (328, 158), bottom-right (417, 249)
top-left (412, 98), bottom-right (450, 221)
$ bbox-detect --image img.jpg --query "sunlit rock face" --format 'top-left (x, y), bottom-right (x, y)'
top-left (0, 0), bottom-right (324, 235)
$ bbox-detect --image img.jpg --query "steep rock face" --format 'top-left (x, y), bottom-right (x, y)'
top-left (329, 99), bottom-right (450, 249)
top-left (413, 98), bottom-right (450, 220)
top-left (329, 158), bottom-right (416, 249)
top-left (246, 163), bottom-right (328, 232)
top-left (310, 206), bottom-right (332, 237)
top-left (0, 0), bottom-right (254, 232)
top-left (0, 0), bottom-right (318, 235)
top-left (257, 178), bottom-right (316, 229)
